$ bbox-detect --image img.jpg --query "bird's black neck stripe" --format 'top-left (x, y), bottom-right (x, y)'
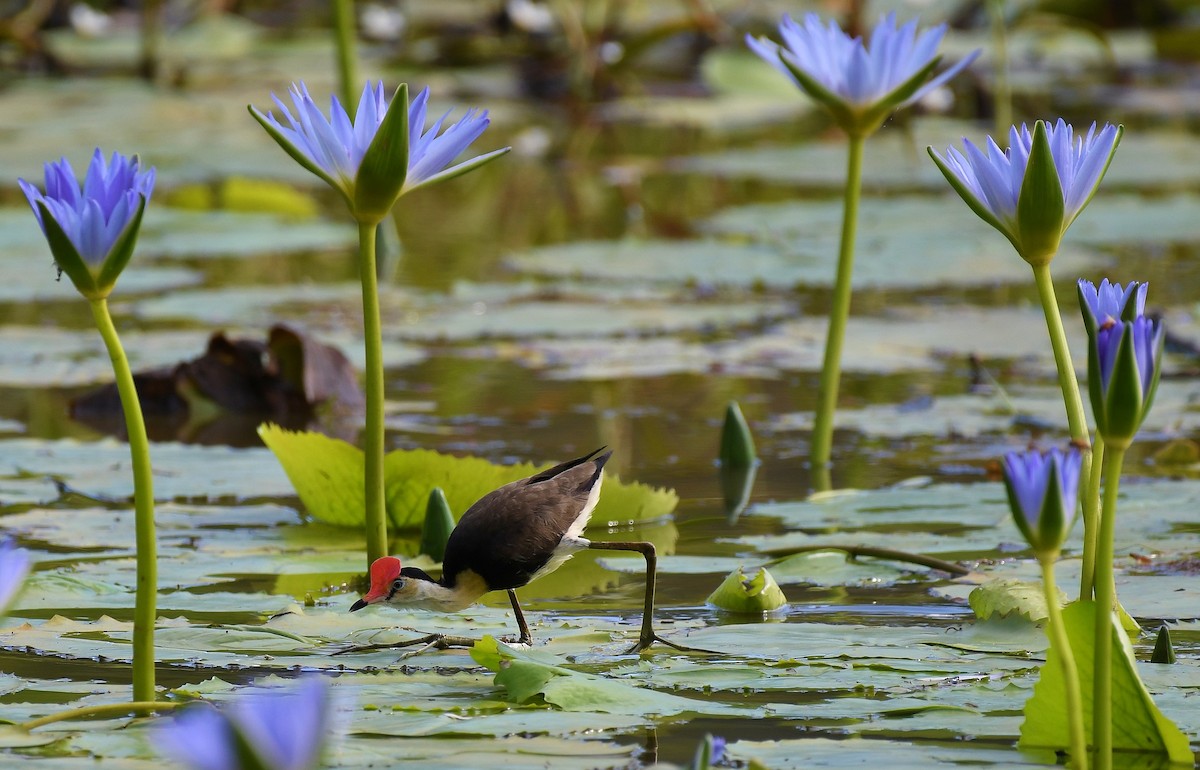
top-left (393, 566), bottom-right (448, 597)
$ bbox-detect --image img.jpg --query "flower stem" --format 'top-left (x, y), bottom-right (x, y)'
top-left (89, 298), bottom-right (156, 704)
top-left (1030, 263), bottom-right (1099, 601)
top-left (332, 0), bottom-right (359, 109)
top-left (810, 132), bottom-right (865, 491)
top-left (986, 0), bottom-right (1012, 138)
top-left (1040, 555), bottom-right (1089, 770)
top-left (358, 222), bottom-right (388, 566)
top-left (1093, 443), bottom-right (1126, 770)
top-left (1030, 264), bottom-right (1088, 442)
top-left (21, 700), bottom-right (187, 732)
top-left (1080, 434), bottom-right (1105, 599)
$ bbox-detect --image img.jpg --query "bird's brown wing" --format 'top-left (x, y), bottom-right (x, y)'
top-left (441, 449), bottom-right (611, 590)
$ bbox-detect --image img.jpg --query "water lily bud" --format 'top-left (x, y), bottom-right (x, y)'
top-left (1088, 316), bottom-right (1164, 448)
top-left (1001, 447), bottom-right (1082, 557)
top-left (718, 400), bottom-right (757, 468)
top-left (419, 487), bottom-right (456, 563)
top-left (1151, 625), bottom-right (1176, 664)
top-left (18, 149), bottom-right (155, 299)
top-left (1078, 278), bottom-right (1147, 335)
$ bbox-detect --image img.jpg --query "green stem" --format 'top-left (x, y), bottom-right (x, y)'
top-left (1040, 555), bottom-right (1089, 770)
top-left (1031, 264), bottom-right (1088, 442)
top-left (332, 0), bottom-right (359, 109)
top-left (1093, 443), bottom-right (1126, 770)
top-left (89, 299), bottom-right (156, 704)
top-left (810, 132), bottom-right (866, 491)
top-left (987, 0), bottom-right (1012, 137)
top-left (139, 0), bottom-right (163, 81)
top-left (762, 544), bottom-right (969, 576)
top-left (1030, 263), bottom-right (1099, 602)
top-left (358, 222), bottom-right (387, 566)
top-left (1080, 434), bottom-right (1105, 599)
top-left (21, 700), bottom-right (187, 731)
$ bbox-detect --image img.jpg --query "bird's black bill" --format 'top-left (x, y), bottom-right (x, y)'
top-left (349, 598), bottom-right (368, 612)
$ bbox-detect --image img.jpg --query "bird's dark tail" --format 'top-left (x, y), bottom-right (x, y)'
top-left (526, 446), bottom-right (610, 486)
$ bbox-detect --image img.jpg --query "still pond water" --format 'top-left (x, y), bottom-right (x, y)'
top-left (1, 4), bottom-right (1199, 768)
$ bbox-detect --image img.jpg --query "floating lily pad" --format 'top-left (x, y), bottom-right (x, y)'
top-left (391, 297), bottom-right (793, 341)
top-left (0, 438), bottom-right (293, 501)
top-left (676, 118), bottom-right (1200, 192)
top-left (138, 209), bottom-right (356, 260)
top-left (771, 377), bottom-right (1200, 440)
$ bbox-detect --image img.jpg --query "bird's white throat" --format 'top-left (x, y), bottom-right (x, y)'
top-left (383, 570), bottom-right (489, 613)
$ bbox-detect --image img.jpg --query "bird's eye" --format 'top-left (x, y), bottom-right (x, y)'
top-left (391, 578), bottom-right (405, 590)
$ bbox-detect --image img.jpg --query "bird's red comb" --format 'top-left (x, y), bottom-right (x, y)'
top-left (368, 556), bottom-right (403, 589)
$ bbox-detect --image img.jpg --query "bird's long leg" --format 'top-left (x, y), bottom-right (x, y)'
top-left (507, 589), bottom-right (533, 645)
top-left (587, 541), bottom-right (717, 654)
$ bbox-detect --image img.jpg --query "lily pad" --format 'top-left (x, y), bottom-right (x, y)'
top-left (137, 209), bottom-right (356, 260)
top-left (258, 424), bottom-right (679, 530)
top-left (0, 438), bottom-right (293, 501)
top-left (675, 118), bottom-right (1200, 192)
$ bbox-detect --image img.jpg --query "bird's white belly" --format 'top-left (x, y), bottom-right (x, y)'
top-left (527, 535), bottom-right (591, 583)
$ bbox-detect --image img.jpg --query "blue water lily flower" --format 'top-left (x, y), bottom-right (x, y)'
top-left (157, 678), bottom-right (335, 770)
top-left (747, 13), bottom-right (979, 136)
top-left (0, 538), bottom-right (31, 617)
top-left (250, 81), bottom-right (508, 224)
top-left (1001, 446), bottom-right (1082, 555)
top-left (1090, 316), bottom-right (1165, 447)
top-left (930, 120), bottom-right (1122, 265)
top-left (1078, 278), bottom-right (1147, 335)
top-left (18, 149), bottom-right (155, 299)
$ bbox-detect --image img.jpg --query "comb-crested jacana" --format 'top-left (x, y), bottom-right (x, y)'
top-left (349, 448), bottom-right (688, 652)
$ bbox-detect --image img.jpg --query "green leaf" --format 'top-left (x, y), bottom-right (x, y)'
top-left (258, 425), bottom-right (678, 530)
top-left (969, 578), bottom-right (1055, 622)
top-left (470, 637), bottom-right (747, 716)
top-left (353, 83), bottom-right (409, 224)
top-left (258, 423), bottom-right (368, 527)
top-left (706, 567), bottom-right (787, 613)
top-left (1019, 600), bottom-right (1191, 762)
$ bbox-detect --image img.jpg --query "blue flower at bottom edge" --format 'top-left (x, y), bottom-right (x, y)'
top-left (1001, 447), bottom-right (1082, 556)
top-left (1090, 315), bottom-right (1165, 447)
top-left (156, 678), bottom-right (334, 770)
top-left (929, 120), bottom-right (1122, 266)
top-left (1078, 277), bottom-right (1147, 335)
top-left (0, 538), bottom-right (31, 617)
top-left (250, 81), bottom-right (508, 224)
top-left (18, 149), bottom-right (155, 299)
